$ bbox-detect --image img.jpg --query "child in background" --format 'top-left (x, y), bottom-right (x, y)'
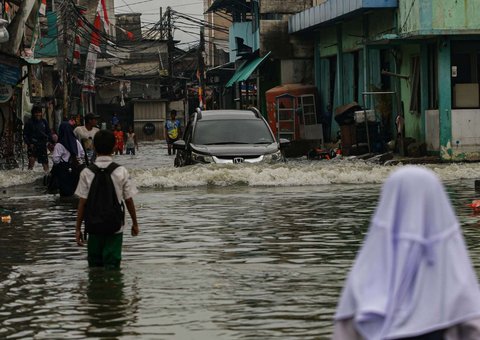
top-left (125, 126), bottom-right (138, 155)
top-left (113, 124), bottom-right (124, 155)
top-left (74, 129), bottom-right (139, 269)
top-left (164, 110), bottom-right (181, 155)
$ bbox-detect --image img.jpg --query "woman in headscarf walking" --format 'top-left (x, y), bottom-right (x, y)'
top-left (49, 121), bottom-right (85, 196)
top-left (333, 166), bottom-right (480, 340)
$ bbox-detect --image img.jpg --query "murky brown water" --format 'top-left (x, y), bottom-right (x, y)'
top-left (1, 143), bottom-right (480, 339)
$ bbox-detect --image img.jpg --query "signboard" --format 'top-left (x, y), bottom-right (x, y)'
top-left (143, 122), bottom-right (155, 135)
top-left (0, 84), bottom-right (13, 103)
top-left (0, 63), bottom-right (21, 85)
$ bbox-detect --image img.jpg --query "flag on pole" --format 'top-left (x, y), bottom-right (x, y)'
top-left (90, 13), bottom-right (102, 52)
top-left (82, 45), bottom-right (98, 92)
top-left (73, 36), bottom-right (81, 64)
top-left (116, 26), bottom-right (135, 41)
top-left (73, 8), bottom-right (86, 65)
top-left (82, 0), bottom-right (109, 92)
top-left (39, 0), bottom-right (47, 16)
top-left (97, 0), bottom-right (110, 33)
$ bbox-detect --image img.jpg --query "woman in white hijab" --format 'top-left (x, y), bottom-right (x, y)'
top-left (333, 166), bottom-right (480, 340)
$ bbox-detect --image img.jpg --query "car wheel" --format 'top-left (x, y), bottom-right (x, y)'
top-left (174, 152), bottom-right (185, 167)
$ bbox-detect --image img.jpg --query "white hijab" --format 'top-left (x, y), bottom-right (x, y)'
top-left (334, 166), bottom-right (480, 339)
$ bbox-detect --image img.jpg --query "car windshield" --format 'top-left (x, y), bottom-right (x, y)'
top-left (192, 119), bottom-right (275, 145)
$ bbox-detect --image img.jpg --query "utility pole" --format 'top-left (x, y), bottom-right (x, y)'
top-left (62, 3), bottom-right (70, 117)
top-left (159, 7), bottom-right (163, 39)
top-left (198, 26), bottom-right (205, 109)
top-left (166, 7), bottom-right (173, 78)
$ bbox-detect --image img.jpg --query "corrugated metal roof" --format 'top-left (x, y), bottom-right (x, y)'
top-left (289, 0), bottom-right (397, 34)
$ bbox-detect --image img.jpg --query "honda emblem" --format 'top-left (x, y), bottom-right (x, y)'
top-left (233, 157), bottom-right (244, 164)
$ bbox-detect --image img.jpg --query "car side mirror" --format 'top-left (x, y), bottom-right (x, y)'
top-left (173, 140), bottom-right (186, 150)
top-left (279, 138), bottom-right (291, 149)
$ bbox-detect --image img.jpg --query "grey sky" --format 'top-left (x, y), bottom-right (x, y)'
top-left (115, 0), bottom-right (204, 46)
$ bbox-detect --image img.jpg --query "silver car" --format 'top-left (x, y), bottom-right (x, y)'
top-left (173, 108), bottom-right (290, 167)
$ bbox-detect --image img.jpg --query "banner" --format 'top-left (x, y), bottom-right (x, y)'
top-left (82, 45), bottom-right (97, 92)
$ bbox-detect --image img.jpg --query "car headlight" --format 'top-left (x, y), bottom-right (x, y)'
top-left (263, 150), bottom-right (283, 163)
top-left (191, 151), bottom-right (213, 163)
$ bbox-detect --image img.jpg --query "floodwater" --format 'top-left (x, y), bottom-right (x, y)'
top-left (1, 142), bottom-right (480, 339)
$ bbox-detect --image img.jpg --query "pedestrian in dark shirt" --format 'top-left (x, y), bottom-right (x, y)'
top-left (23, 105), bottom-right (53, 174)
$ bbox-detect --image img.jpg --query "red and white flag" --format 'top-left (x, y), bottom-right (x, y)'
top-left (73, 35), bottom-right (81, 64)
top-left (82, 0), bottom-right (111, 92)
top-left (82, 44), bottom-right (98, 92)
top-left (116, 26), bottom-right (135, 41)
top-left (39, 0), bottom-right (47, 16)
top-left (73, 8), bottom-right (86, 65)
top-left (96, 0), bottom-right (110, 34)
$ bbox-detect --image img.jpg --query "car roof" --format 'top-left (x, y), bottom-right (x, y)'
top-left (197, 110), bottom-right (260, 121)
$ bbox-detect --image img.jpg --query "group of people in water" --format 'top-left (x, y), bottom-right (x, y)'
top-left (20, 105), bottom-right (480, 338)
top-left (23, 106), bottom-right (138, 197)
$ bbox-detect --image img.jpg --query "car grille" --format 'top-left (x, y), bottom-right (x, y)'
top-left (213, 155), bottom-right (263, 164)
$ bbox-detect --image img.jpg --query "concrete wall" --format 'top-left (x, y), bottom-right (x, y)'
top-left (115, 13), bottom-right (142, 41)
top-left (280, 59), bottom-right (314, 84)
top-left (425, 109), bottom-right (439, 151)
top-left (260, 0), bottom-right (312, 14)
top-left (452, 109), bottom-right (480, 149)
top-left (229, 22), bottom-right (259, 62)
top-left (399, 0), bottom-right (480, 35)
top-left (204, 0), bottom-right (230, 67)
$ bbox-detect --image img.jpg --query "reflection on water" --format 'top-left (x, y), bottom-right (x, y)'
top-left (1, 142), bottom-right (480, 338)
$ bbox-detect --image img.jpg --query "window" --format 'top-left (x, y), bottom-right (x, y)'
top-left (193, 119), bottom-right (274, 145)
top-left (451, 41), bottom-right (480, 108)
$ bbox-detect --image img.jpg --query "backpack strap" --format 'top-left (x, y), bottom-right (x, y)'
top-left (105, 162), bottom-right (120, 174)
top-left (88, 163), bottom-right (100, 174)
top-left (88, 162), bottom-right (120, 175)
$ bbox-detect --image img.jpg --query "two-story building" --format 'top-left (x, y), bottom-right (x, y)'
top-left (290, 0), bottom-right (480, 160)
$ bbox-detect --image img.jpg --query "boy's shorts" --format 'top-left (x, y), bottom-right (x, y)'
top-left (28, 142), bottom-right (48, 164)
top-left (87, 233), bottom-right (123, 269)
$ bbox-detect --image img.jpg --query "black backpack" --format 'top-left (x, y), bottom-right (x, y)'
top-left (84, 163), bottom-right (125, 235)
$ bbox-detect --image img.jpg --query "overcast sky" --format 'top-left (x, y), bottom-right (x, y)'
top-left (115, 0), bottom-right (204, 46)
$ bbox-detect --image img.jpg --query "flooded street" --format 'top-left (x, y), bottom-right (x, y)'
top-left (1, 142), bottom-right (480, 339)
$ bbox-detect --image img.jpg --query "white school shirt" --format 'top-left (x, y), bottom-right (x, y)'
top-left (73, 126), bottom-right (99, 141)
top-left (52, 140), bottom-right (85, 164)
top-left (74, 156), bottom-right (138, 231)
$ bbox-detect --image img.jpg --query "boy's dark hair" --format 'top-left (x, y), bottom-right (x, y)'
top-left (170, 109), bottom-right (177, 116)
top-left (31, 105), bottom-right (42, 114)
top-left (94, 130), bottom-right (115, 155)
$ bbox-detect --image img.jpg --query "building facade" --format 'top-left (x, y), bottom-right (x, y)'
top-left (290, 0), bottom-right (480, 160)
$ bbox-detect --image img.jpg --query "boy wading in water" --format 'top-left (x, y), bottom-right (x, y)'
top-left (74, 130), bottom-right (139, 269)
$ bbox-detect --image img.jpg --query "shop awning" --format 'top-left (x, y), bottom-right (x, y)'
top-left (289, 0), bottom-right (397, 34)
top-left (225, 52), bottom-right (271, 88)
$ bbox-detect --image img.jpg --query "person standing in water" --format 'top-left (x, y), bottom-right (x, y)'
top-left (74, 113), bottom-right (100, 165)
top-left (125, 126), bottom-right (138, 155)
top-left (113, 124), bottom-right (125, 155)
top-left (23, 105), bottom-right (53, 174)
top-left (164, 110), bottom-right (181, 155)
